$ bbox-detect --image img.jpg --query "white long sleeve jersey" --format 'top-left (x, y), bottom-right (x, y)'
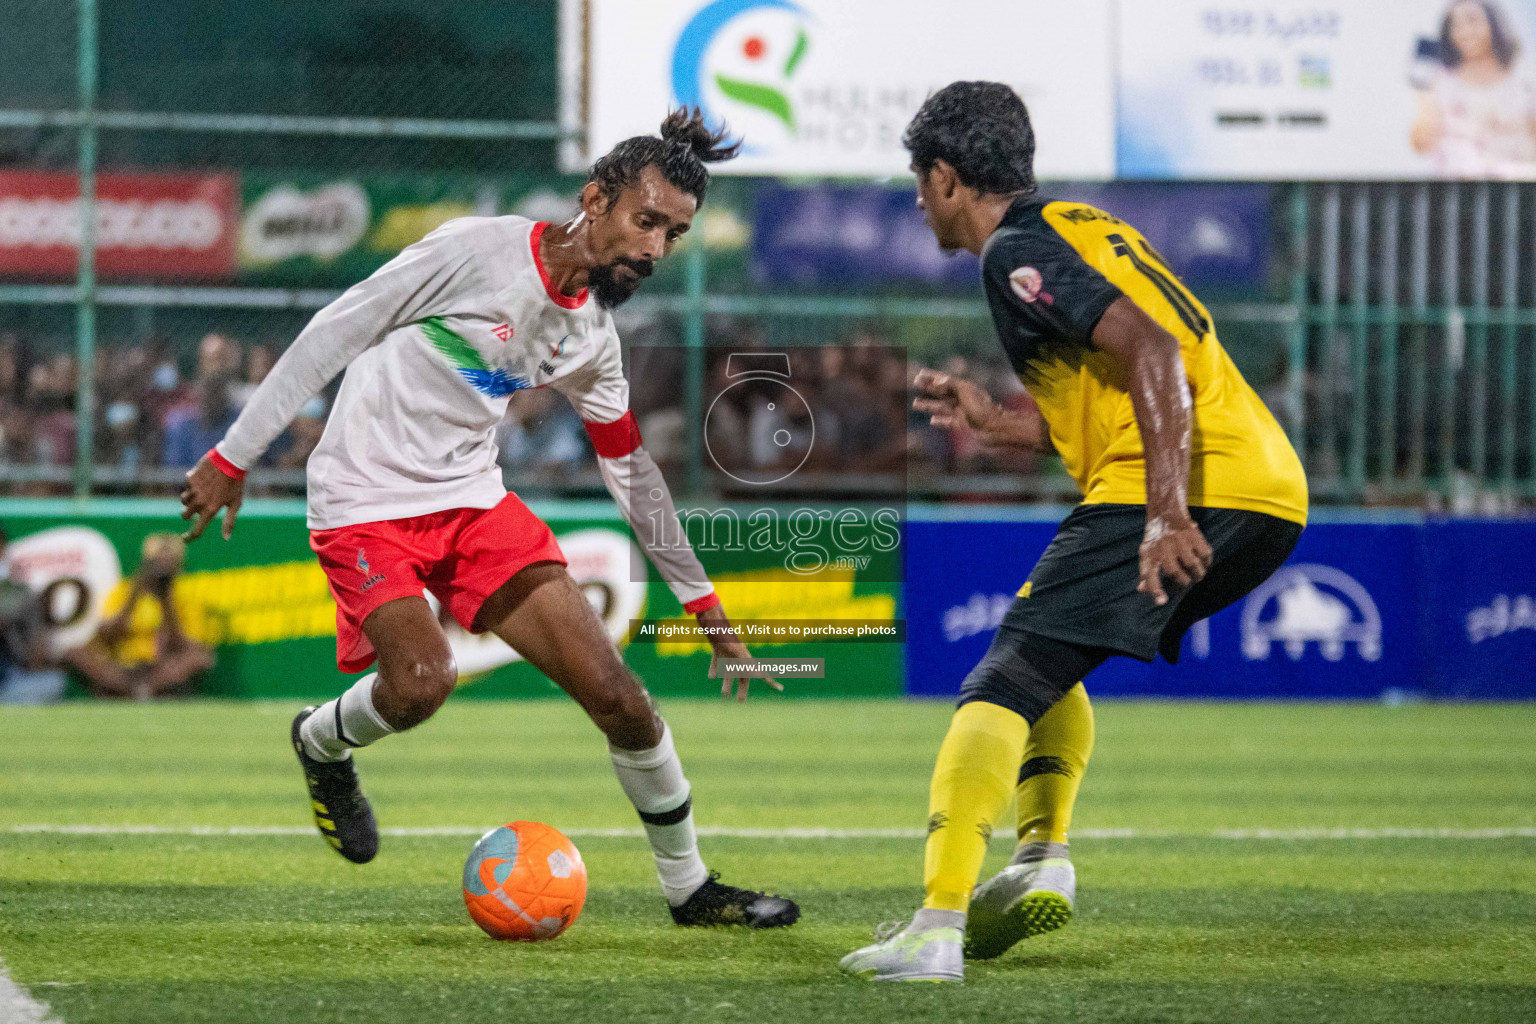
top-left (214, 215), bottom-right (715, 608)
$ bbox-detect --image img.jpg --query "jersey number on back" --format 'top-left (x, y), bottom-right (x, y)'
top-left (1106, 233), bottom-right (1210, 340)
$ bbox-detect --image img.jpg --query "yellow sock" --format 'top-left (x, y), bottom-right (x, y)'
top-left (922, 701), bottom-right (1030, 912)
top-left (1015, 683), bottom-right (1095, 846)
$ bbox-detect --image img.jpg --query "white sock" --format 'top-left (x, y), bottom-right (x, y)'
top-left (909, 907), bottom-right (965, 934)
top-left (300, 673), bottom-right (395, 762)
top-left (608, 722), bottom-right (710, 906)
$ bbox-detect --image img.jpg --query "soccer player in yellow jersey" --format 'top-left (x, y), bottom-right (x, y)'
top-left (842, 82), bottom-right (1309, 982)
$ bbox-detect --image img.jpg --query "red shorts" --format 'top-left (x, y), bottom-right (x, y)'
top-left (310, 494), bottom-right (567, 673)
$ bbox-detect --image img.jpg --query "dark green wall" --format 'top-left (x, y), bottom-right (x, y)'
top-left (7, 1), bottom-right (560, 172)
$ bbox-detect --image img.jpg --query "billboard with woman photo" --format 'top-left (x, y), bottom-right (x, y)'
top-left (1411, 0), bottom-right (1536, 178)
top-left (1118, 0), bottom-right (1536, 179)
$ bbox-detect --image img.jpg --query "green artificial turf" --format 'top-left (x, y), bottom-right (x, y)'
top-left (1, 699), bottom-right (1533, 1023)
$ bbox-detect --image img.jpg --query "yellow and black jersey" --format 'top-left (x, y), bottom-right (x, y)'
top-left (981, 197), bottom-right (1308, 526)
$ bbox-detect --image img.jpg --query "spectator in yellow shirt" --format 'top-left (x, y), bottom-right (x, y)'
top-left (64, 533), bottom-right (213, 699)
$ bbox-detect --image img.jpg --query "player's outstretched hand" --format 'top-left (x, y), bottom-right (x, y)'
top-left (1137, 514), bottom-right (1213, 606)
top-left (697, 603), bottom-right (783, 702)
top-left (180, 455), bottom-right (245, 543)
top-left (912, 367), bottom-right (998, 432)
top-left (912, 368), bottom-right (1047, 450)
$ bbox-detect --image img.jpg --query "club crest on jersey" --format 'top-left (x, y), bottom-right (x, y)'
top-left (357, 548), bottom-right (387, 592)
top-left (1009, 266), bottom-right (1053, 305)
top-left (493, 323), bottom-right (513, 342)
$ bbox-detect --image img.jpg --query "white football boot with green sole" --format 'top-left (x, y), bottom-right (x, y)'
top-left (840, 917), bottom-right (964, 982)
top-left (965, 856), bottom-right (1075, 960)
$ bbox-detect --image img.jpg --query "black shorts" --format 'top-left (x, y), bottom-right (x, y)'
top-left (1007, 503), bottom-right (1304, 664)
top-left (956, 503), bottom-right (1303, 724)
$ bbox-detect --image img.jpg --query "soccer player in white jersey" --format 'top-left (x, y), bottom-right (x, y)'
top-left (178, 110), bottom-right (799, 929)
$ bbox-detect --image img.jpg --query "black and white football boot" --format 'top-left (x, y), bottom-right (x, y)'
top-left (669, 871), bottom-right (800, 929)
top-left (290, 706), bottom-right (379, 864)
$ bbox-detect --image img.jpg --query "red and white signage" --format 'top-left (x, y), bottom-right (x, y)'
top-left (0, 171), bottom-right (238, 280)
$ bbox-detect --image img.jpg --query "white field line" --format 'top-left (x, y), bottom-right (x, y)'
top-left (0, 959), bottom-right (61, 1024)
top-left (6, 824), bottom-right (1535, 840)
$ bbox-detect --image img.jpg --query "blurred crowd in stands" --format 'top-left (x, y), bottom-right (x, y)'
top-left (0, 328), bottom-right (1055, 494)
top-left (0, 331), bottom-right (326, 486)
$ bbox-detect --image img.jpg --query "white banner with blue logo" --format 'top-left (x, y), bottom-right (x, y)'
top-left (578, 0), bottom-right (1116, 178)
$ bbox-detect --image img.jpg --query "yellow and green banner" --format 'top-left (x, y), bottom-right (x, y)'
top-left (0, 500), bottom-right (900, 700)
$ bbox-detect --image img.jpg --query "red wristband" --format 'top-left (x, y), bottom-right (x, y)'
top-left (207, 448), bottom-right (246, 480)
top-left (583, 411), bottom-right (643, 459)
top-left (683, 592), bottom-right (721, 615)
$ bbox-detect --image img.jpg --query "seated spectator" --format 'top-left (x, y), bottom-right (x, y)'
top-left (274, 396), bottom-right (328, 470)
top-left (196, 333), bottom-right (242, 379)
top-left (140, 338), bottom-right (192, 458)
top-left (230, 344), bottom-right (275, 409)
top-left (0, 334), bottom-right (19, 402)
top-left (0, 403), bottom-right (36, 467)
top-left (26, 362), bottom-right (77, 469)
top-left (498, 388), bottom-right (591, 479)
top-left (161, 373), bottom-right (238, 469)
top-left (99, 400), bottom-right (143, 473)
top-left (63, 533), bottom-right (213, 700)
top-left (702, 356), bottom-right (747, 472)
top-left (0, 524), bottom-right (67, 704)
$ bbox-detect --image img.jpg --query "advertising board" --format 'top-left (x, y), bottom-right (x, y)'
top-left (580, 0), bottom-right (1115, 178)
top-left (1119, 0), bottom-right (1536, 179)
top-left (0, 171), bottom-right (238, 280)
top-left (0, 502), bottom-right (901, 701)
top-left (906, 513), bottom-right (1535, 700)
top-left (751, 181), bottom-right (1269, 289)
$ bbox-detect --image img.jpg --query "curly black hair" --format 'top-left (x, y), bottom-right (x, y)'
top-left (1440, 0), bottom-right (1520, 70)
top-left (588, 108), bottom-right (741, 209)
top-left (902, 82), bottom-right (1036, 196)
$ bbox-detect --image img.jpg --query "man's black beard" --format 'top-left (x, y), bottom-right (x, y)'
top-left (589, 257), bottom-right (655, 309)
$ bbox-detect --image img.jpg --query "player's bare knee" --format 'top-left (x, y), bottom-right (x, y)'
top-left (588, 670), bottom-right (661, 749)
top-left (380, 653), bottom-right (458, 728)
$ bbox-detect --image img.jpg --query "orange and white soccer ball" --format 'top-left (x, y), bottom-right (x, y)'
top-left (462, 821), bottom-right (587, 941)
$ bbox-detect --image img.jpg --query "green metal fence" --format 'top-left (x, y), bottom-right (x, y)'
top-left (1288, 182), bottom-right (1536, 509)
top-left (2, 2), bottom-right (1536, 509)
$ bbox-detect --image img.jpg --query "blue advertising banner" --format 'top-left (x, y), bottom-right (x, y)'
top-left (904, 518), bottom-right (1053, 698)
top-left (1422, 521), bottom-right (1536, 699)
top-left (752, 182), bottom-right (979, 287)
top-left (1053, 183), bottom-right (1271, 290)
top-left (752, 181), bottom-right (1269, 290)
top-left (905, 513), bottom-right (1535, 701)
top-left (1085, 520), bottom-right (1418, 699)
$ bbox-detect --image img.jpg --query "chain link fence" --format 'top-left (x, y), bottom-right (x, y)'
top-left (1, 2), bottom-right (1534, 510)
